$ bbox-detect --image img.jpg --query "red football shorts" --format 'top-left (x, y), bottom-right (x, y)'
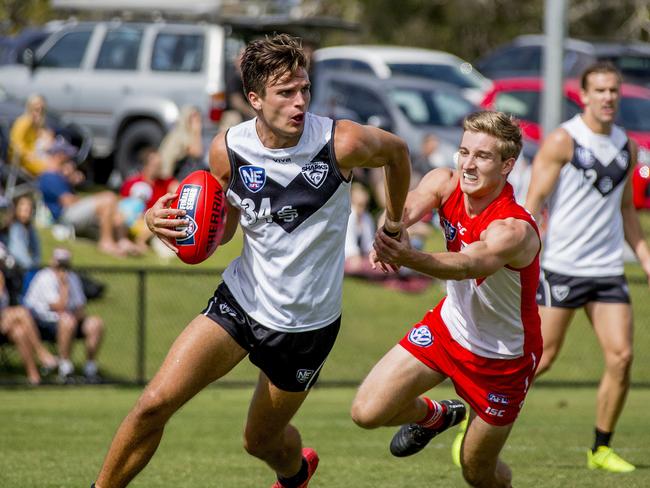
top-left (399, 303), bottom-right (541, 426)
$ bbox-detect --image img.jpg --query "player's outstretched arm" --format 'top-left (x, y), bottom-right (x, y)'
top-left (335, 120), bottom-right (411, 234)
top-left (209, 132), bottom-right (241, 245)
top-left (620, 140), bottom-right (650, 285)
top-left (374, 217), bottom-right (539, 280)
top-left (525, 128), bottom-right (573, 220)
top-left (402, 167), bottom-right (457, 227)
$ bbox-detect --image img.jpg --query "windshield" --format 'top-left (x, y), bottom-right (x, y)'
top-left (388, 62), bottom-right (483, 89)
top-left (388, 86), bottom-right (475, 127)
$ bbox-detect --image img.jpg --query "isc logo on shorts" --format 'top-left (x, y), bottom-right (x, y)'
top-left (408, 325), bottom-right (433, 347)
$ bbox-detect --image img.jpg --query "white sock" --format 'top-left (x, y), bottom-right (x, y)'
top-left (59, 359), bottom-right (74, 376)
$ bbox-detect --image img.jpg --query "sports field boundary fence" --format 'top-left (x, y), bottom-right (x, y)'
top-left (1, 265), bottom-right (649, 388)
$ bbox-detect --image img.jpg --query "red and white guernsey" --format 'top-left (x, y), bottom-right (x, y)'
top-left (438, 182), bottom-right (542, 359)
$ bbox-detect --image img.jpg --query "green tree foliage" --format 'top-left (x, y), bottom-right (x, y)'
top-left (324, 0), bottom-right (649, 62)
top-left (0, 0), bottom-right (52, 34)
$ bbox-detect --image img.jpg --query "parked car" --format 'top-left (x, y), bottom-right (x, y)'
top-left (311, 71), bottom-right (478, 167)
top-left (592, 41), bottom-right (650, 87)
top-left (0, 19), bottom-right (235, 178)
top-left (314, 45), bottom-right (491, 105)
top-left (0, 23), bottom-right (63, 65)
top-left (475, 35), bottom-right (597, 79)
top-left (479, 77), bottom-right (650, 208)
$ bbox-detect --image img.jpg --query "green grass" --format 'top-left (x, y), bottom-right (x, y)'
top-left (0, 385), bottom-right (649, 487)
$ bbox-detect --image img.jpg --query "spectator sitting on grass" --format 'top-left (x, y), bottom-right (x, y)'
top-left (8, 193), bottom-right (41, 272)
top-left (38, 137), bottom-right (136, 257)
top-left (8, 94), bottom-right (51, 176)
top-left (23, 248), bottom-right (104, 383)
top-left (0, 243), bottom-right (57, 385)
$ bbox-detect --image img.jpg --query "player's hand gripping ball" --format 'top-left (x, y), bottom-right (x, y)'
top-left (171, 170), bottom-right (227, 264)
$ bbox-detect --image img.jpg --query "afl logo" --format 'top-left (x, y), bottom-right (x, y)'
top-left (239, 166), bottom-right (266, 193)
top-left (408, 325), bottom-right (433, 347)
top-left (176, 215), bottom-right (197, 244)
top-left (441, 218), bottom-right (457, 241)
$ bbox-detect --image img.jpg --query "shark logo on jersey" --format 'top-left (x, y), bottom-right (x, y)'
top-left (296, 369), bottom-right (315, 383)
top-left (551, 285), bottom-right (570, 302)
top-left (408, 325), bottom-right (433, 347)
top-left (239, 166), bottom-right (266, 193)
top-left (576, 147), bottom-right (595, 169)
top-left (441, 218), bottom-right (457, 242)
top-left (301, 162), bottom-right (329, 188)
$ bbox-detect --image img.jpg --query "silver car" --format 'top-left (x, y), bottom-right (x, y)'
top-left (0, 19), bottom-right (232, 177)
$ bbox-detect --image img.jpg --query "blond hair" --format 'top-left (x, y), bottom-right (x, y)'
top-left (463, 111), bottom-right (522, 161)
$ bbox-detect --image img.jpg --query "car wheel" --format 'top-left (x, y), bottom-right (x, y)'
top-left (115, 120), bottom-right (164, 178)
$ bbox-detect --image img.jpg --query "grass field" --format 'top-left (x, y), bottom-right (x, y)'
top-left (0, 385), bottom-right (649, 487)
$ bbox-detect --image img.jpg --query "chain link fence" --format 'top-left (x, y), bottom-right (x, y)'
top-left (1, 266), bottom-right (649, 387)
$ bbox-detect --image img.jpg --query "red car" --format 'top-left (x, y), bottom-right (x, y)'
top-left (480, 77), bottom-right (650, 208)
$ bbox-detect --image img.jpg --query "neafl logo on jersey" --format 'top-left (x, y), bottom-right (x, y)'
top-left (239, 166), bottom-right (266, 193)
top-left (301, 162), bottom-right (329, 188)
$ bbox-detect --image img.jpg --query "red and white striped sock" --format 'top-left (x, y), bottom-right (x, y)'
top-left (417, 397), bottom-right (447, 430)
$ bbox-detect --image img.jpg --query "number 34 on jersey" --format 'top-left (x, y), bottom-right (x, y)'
top-left (240, 197), bottom-right (299, 225)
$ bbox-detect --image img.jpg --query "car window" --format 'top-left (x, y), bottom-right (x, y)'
top-left (618, 96), bottom-right (650, 131)
top-left (39, 30), bottom-right (92, 68)
top-left (151, 32), bottom-right (204, 72)
top-left (494, 91), bottom-right (540, 121)
top-left (95, 27), bottom-right (143, 70)
top-left (317, 59), bottom-right (375, 75)
top-left (389, 87), bottom-right (474, 126)
top-left (482, 46), bottom-right (541, 74)
top-left (329, 81), bottom-right (389, 122)
top-left (611, 55), bottom-right (650, 82)
top-left (388, 63), bottom-right (479, 89)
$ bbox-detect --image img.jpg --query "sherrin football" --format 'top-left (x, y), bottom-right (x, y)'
top-left (172, 170), bottom-right (227, 265)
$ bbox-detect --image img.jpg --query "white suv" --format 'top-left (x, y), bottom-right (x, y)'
top-left (0, 19), bottom-right (236, 177)
top-left (314, 45), bottom-right (492, 105)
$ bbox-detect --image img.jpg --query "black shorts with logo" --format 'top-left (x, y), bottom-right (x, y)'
top-left (536, 269), bottom-right (630, 309)
top-left (202, 282), bottom-right (341, 392)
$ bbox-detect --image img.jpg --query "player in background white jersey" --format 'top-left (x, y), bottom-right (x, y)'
top-left (93, 34), bottom-right (411, 488)
top-left (526, 62), bottom-right (650, 473)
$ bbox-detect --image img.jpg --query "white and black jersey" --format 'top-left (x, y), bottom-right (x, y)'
top-left (222, 113), bottom-right (351, 332)
top-left (542, 115), bottom-right (630, 277)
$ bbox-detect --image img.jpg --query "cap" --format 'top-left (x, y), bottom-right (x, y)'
top-left (47, 136), bottom-right (78, 159)
top-left (52, 247), bottom-right (72, 267)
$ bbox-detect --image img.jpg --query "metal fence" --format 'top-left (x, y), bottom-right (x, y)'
top-left (1, 266), bottom-right (649, 387)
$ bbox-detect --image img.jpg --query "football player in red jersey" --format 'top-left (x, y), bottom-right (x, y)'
top-left (352, 111), bottom-right (541, 488)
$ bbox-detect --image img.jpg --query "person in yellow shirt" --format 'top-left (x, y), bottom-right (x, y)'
top-left (9, 94), bottom-right (49, 175)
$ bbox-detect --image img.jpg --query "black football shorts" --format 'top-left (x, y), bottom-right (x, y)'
top-left (202, 282), bottom-right (340, 392)
top-left (536, 269), bottom-right (630, 308)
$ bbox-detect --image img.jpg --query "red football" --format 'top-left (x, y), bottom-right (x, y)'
top-left (171, 170), bottom-right (227, 265)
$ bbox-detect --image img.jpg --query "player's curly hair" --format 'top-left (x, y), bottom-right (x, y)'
top-left (240, 33), bottom-right (309, 97)
top-left (463, 111), bottom-right (522, 162)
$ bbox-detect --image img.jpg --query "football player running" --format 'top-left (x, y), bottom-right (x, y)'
top-left (92, 34), bottom-right (414, 488)
top-left (525, 61), bottom-right (650, 473)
